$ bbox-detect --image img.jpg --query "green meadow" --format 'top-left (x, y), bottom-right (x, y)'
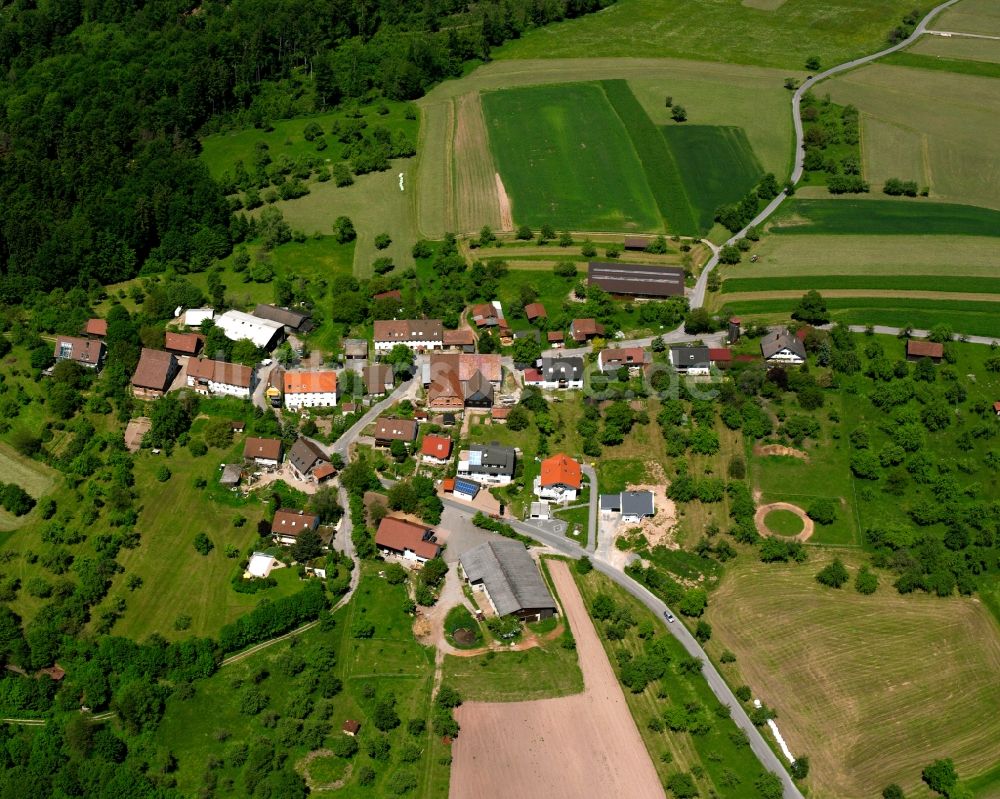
top-left (481, 83), bottom-right (662, 232)
top-left (722, 275), bottom-right (1000, 295)
top-left (721, 297), bottom-right (1000, 339)
top-left (495, 0), bottom-right (925, 69)
top-left (769, 199), bottom-right (1000, 237)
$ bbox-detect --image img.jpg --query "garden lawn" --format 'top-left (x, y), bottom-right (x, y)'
top-left (494, 0), bottom-right (925, 69)
top-left (481, 84), bottom-right (662, 232)
top-left (762, 508), bottom-right (804, 536)
top-left (0, 442), bottom-right (56, 532)
top-left (597, 459), bottom-right (648, 493)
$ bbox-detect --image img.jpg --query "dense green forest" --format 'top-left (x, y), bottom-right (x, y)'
top-left (0, 0), bottom-right (615, 303)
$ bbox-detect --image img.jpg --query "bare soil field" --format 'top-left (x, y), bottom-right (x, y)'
top-left (707, 556), bottom-right (1000, 798)
top-left (449, 560), bottom-right (664, 799)
top-left (453, 92), bottom-right (502, 234)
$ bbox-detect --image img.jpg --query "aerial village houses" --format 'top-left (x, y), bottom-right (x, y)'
top-left (760, 328), bottom-right (807, 365)
top-left (131, 348), bottom-right (178, 399)
top-left (471, 301), bottom-right (504, 329)
top-left (587, 262), bottom-right (686, 299)
top-left (421, 434), bottom-right (453, 465)
top-left (53, 335), bottom-right (105, 370)
top-left (426, 352), bottom-right (502, 411)
top-left (271, 508), bottom-right (320, 546)
top-left (375, 516), bottom-right (442, 564)
top-left (373, 418), bottom-right (418, 448)
top-left (457, 443), bottom-right (516, 486)
top-left (84, 318), bottom-right (107, 338)
top-left (601, 490), bottom-right (656, 523)
top-left (244, 437), bottom-right (283, 468)
top-left (442, 329), bottom-right (477, 353)
top-left (524, 303), bottom-right (547, 323)
top-left (287, 437), bottom-right (330, 482)
top-left (164, 331), bottom-right (201, 357)
top-left (186, 358), bottom-right (257, 399)
top-left (459, 539), bottom-right (557, 622)
top-left (214, 309), bottom-right (284, 350)
top-left (283, 370), bottom-right (337, 410)
top-left (670, 345), bottom-right (711, 375)
top-left (343, 338), bottom-right (368, 362)
top-left (362, 363), bottom-right (394, 396)
top-left (253, 304), bottom-right (313, 335)
top-left (906, 339), bottom-right (944, 363)
top-left (570, 318), bottom-right (605, 343)
top-left (524, 357), bottom-right (585, 390)
top-left (534, 454), bottom-right (583, 504)
top-left (598, 347), bottom-right (649, 374)
top-left (373, 319), bottom-right (444, 353)
top-left (546, 330), bottom-right (565, 349)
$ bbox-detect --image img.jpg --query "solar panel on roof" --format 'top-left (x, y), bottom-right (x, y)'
top-left (454, 479), bottom-right (479, 496)
top-left (468, 450), bottom-right (482, 466)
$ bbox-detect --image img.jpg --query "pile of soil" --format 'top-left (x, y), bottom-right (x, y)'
top-left (453, 628), bottom-right (477, 646)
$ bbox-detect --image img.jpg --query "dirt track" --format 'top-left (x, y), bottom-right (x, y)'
top-left (449, 560), bottom-right (664, 799)
top-left (754, 502), bottom-right (814, 542)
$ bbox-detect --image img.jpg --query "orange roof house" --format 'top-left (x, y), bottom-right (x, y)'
top-left (283, 370), bottom-right (337, 395)
top-left (540, 454), bottom-right (582, 490)
top-left (421, 435), bottom-right (453, 461)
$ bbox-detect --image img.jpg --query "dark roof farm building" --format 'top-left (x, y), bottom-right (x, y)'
top-left (459, 539), bottom-right (556, 622)
top-left (588, 262), bottom-right (685, 298)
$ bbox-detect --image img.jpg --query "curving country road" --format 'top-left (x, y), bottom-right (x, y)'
top-left (690, 0), bottom-right (963, 311)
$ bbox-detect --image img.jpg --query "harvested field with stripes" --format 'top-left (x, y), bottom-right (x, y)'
top-left (708, 556), bottom-right (1000, 798)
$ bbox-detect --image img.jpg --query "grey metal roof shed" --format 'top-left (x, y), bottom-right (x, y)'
top-left (460, 540), bottom-right (556, 618)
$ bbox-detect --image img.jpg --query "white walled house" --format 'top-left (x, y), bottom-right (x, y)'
top-left (373, 319), bottom-right (444, 353)
top-left (186, 359), bottom-right (256, 399)
top-left (283, 370), bottom-right (337, 410)
top-left (760, 329), bottom-right (807, 365)
top-left (533, 454), bottom-right (583, 504)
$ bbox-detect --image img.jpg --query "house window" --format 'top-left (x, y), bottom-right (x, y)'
top-left (59, 344), bottom-right (72, 359)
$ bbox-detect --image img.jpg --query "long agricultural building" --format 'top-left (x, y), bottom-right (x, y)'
top-left (588, 262), bottom-right (685, 298)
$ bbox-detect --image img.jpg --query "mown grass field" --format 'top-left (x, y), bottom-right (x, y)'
top-left (481, 83), bottom-right (662, 232)
top-left (156, 568), bottom-right (449, 799)
top-left (575, 568), bottom-right (773, 799)
top-left (936, 0), bottom-right (1000, 36)
top-left (0, 442), bottom-right (56, 531)
top-left (910, 33), bottom-right (1000, 63)
top-left (721, 296), bottom-right (1000, 339)
top-left (442, 644), bottom-right (584, 701)
top-left (268, 165), bottom-right (418, 277)
top-left (416, 58), bottom-right (793, 239)
top-left (200, 100), bottom-right (418, 182)
top-left (111, 446), bottom-right (283, 641)
top-left (762, 508), bottom-right (804, 536)
top-left (493, 0), bottom-right (925, 69)
top-left (768, 199), bottom-right (1000, 237)
top-left (823, 64), bottom-right (1000, 211)
top-left (707, 554), bottom-right (1000, 798)
top-left (722, 275), bottom-right (1000, 295)
top-left (881, 51), bottom-right (1000, 78)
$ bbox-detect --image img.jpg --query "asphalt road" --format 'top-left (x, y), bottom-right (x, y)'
top-left (582, 463), bottom-right (598, 553)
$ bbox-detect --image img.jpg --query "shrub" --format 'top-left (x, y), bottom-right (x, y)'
top-left (816, 558), bottom-right (849, 588)
top-left (855, 565), bottom-right (878, 594)
top-left (193, 533), bottom-right (214, 556)
top-left (807, 498), bottom-right (837, 525)
top-left (155, 465), bottom-right (171, 482)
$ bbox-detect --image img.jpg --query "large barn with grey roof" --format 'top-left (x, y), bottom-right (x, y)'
top-left (459, 539), bottom-right (556, 622)
top-left (588, 262), bottom-right (685, 298)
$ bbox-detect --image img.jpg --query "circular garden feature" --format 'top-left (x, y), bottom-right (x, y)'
top-left (764, 508), bottom-right (805, 537)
